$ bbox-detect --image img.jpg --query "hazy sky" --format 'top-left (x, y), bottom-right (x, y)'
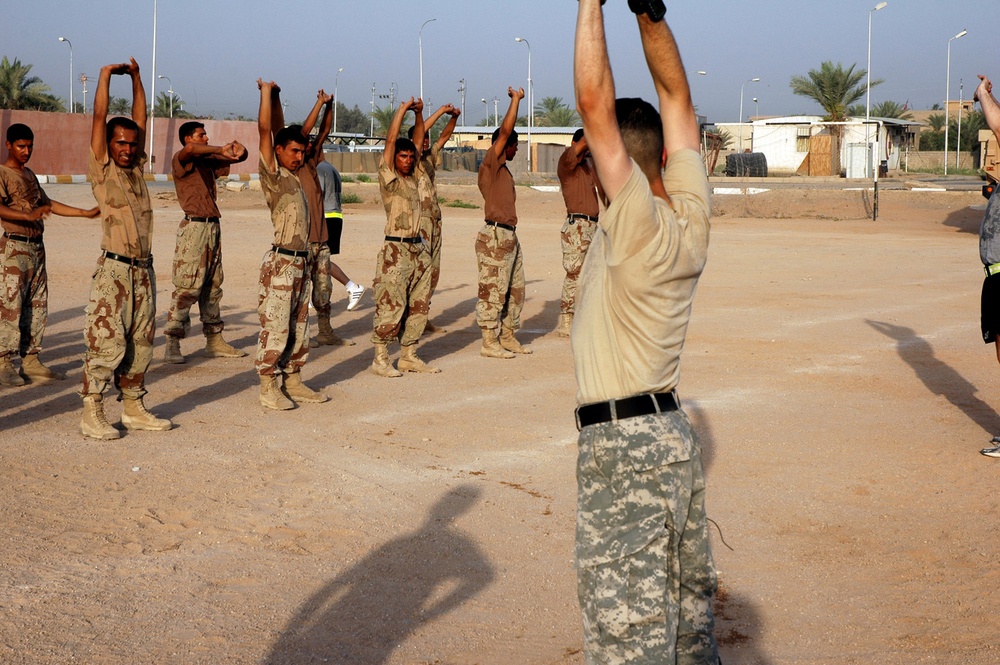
top-left (5, 1), bottom-right (999, 125)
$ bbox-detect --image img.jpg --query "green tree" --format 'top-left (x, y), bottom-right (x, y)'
top-left (790, 61), bottom-right (882, 123)
top-left (871, 100), bottom-right (913, 120)
top-left (0, 56), bottom-right (63, 111)
top-left (108, 96), bottom-right (131, 116)
top-left (372, 104), bottom-right (400, 137)
top-left (151, 91), bottom-right (192, 118)
top-left (333, 102), bottom-right (369, 135)
top-left (926, 113), bottom-right (946, 131)
top-left (534, 96), bottom-right (580, 127)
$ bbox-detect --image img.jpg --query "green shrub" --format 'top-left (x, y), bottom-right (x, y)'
top-left (445, 199), bottom-right (479, 209)
top-left (342, 192), bottom-right (362, 204)
top-left (357, 174), bottom-right (372, 183)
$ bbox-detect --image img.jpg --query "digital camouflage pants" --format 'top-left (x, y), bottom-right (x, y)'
top-left (576, 409), bottom-right (719, 665)
top-left (561, 217), bottom-right (597, 315)
top-left (418, 214), bottom-right (443, 302)
top-left (0, 236), bottom-right (47, 361)
top-left (370, 239), bottom-right (432, 346)
top-left (255, 250), bottom-right (312, 376)
top-left (474, 224), bottom-right (524, 332)
top-left (164, 218), bottom-right (226, 339)
top-left (81, 255), bottom-right (156, 399)
top-left (310, 242), bottom-right (333, 318)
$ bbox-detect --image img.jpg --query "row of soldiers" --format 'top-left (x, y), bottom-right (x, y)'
top-left (0, 61), bottom-right (598, 433)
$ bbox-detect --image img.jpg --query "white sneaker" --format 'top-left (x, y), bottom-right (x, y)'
top-left (346, 283), bottom-right (366, 311)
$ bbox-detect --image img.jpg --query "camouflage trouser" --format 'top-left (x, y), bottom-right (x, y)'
top-left (164, 217), bottom-right (225, 339)
top-left (370, 239), bottom-right (432, 346)
top-left (576, 409), bottom-right (719, 665)
top-left (560, 217), bottom-right (597, 315)
top-left (418, 214), bottom-right (443, 301)
top-left (255, 250), bottom-right (312, 376)
top-left (474, 224), bottom-right (524, 331)
top-left (0, 236), bottom-right (47, 360)
top-left (81, 255), bottom-right (156, 399)
top-left (309, 242), bottom-right (333, 318)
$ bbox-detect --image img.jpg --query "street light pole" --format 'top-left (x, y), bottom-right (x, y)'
top-left (80, 74), bottom-right (88, 114)
top-left (493, 97), bottom-right (499, 127)
top-left (753, 97), bottom-right (758, 118)
top-left (419, 18), bottom-right (437, 101)
top-left (149, 0), bottom-right (158, 173)
top-left (866, 1), bottom-right (888, 178)
top-left (515, 37), bottom-right (532, 172)
top-left (738, 77), bottom-right (760, 151)
top-left (58, 37), bottom-right (73, 113)
top-left (944, 28), bottom-right (968, 175)
top-left (370, 82), bottom-right (376, 137)
top-left (333, 67), bottom-right (344, 137)
top-left (158, 75), bottom-right (173, 118)
top-left (482, 98), bottom-right (489, 126)
top-left (957, 78), bottom-right (964, 169)
top-left (458, 79), bottom-right (467, 119)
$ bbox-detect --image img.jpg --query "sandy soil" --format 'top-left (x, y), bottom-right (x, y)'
top-left (1, 174), bottom-right (998, 664)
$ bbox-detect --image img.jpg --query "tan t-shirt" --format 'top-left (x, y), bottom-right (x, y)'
top-left (258, 156), bottom-right (310, 250)
top-left (171, 151), bottom-right (230, 218)
top-left (378, 161), bottom-right (420, 237)
top-left (417, 144), bottom-right (442, 222)
top-left (572, 149), bottom-right (710, 405)
top-left (89, 149), bottom-right (153, 258)
top-left (299, 150), bottom-right (328, 244)
top-left (477, 145), bottom-right (517, 226)
top-left (0, 165), bottom-right (50, 236)
top-left (557, 145), bottom-right (599, 218)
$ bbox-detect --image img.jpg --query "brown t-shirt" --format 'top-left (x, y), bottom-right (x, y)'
top-left (0, 165), bottom-right (50, 236)
top-left (171, 151), bottom-right (230, 218)
top-left (557, 145), bottom-right (599, 218)
top-left (477, 145), bottom-right (517, 227)
top-left (378, 161), bottom-right (420, 237)
top-left (298, 150), bottom-right (328, 244)
top-left (89, 149), bottom-right (153, 258)
top-left (259, 156), bottom-right (310, 251)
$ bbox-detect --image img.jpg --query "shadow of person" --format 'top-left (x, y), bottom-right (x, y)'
top-left (867, 319), bottom-right (1000, 435)
top-left (715, 588), bottom-right (774, 665)
top-left (686, 400), bottom-right (717, 475)
top-left (941, 200), bottom-right (985, 235)
top-left (264, 485), bottom-right (495, 665)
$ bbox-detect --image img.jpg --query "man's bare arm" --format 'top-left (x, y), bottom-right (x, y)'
top-left (257, 79), bottom-right (276, 171)
top-left (383, 98), bottom-right (414, 169)
top-left (91, 65), bottom-right (116, 161)
top-left (301, 89), bottom-right (331, 136)
top-left (49, 200), bottom-right (101, 218)
top-left (411, 98), bottom-right (427, 156)
top-left (126, 57), bottom-right (147, 149)
top-left (270, 84), bottom-right (284, 135)
top-left (435, 105), bottom-right (460, 151)
top-left (636, 14), bottom-right (699, 155)
top-left (977, 75), bottom-right (1000, 145)
top-left (176, 142), bottom-right (245, 165)
top-left (493, 88), bottom-right (524, 158)
top-left (0, 203), bottom-right (50, 223)
top-left (575, 0), bottom-right (631, 201)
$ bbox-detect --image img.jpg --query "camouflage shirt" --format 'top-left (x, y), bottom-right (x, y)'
top-left (259, 156), bottom-right (310, 251)
top-left (417, 144), bottom-right (442, 222)
top-left (89, 149), bottom-right (152, 258)
top-left (378, 160), bottom-right (420, 237)
top-left (0, 165), bottom-right (50, 236)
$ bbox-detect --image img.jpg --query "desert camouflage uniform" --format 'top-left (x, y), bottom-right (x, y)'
top-left (417, 144), bottom-right (444, 298)
top-left (164, 218), bottom-right (225, 338)
top-left (82, 149), bottom-right (155, 398)
top-left (474, 225), bottom-right (524, 331)
top-left (576, 409), bottom-right (717, 665)
top-left (309, 241), bottom-right (333, 318)
top-left (0, 165), bottom-right (50, 362)
top-left (256, 156), bottom-right (312, 376)
top-left (372, 161), bottom-right (431, 345)
top-left (560, 217), bottom-right (597, 315)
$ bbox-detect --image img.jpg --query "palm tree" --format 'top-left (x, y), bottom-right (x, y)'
top-left (927, 113), bottom-right (946, 132)
top-left (871, 100), bottom-right (913, 120)
top-left (108, 96), bottom-right (131, 116)
top-left (790, 61), bottom-right (882, 122)
top-left (372, 105), bottom-right (398, 137)
top-left (151, 91), bottom-right (192, 118)
top-left (534, 96), bottom-right (580, 127)
top-left (0, 56), bottom-right (63, 111)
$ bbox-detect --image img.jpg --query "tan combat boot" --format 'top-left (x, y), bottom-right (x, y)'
top-left (163, 336), bottom-right (185, 363)
top-left (370, 343), bottom-right (403, 377)
top-left (480, 328), bottom-right (515, 359)
top-left (80, 395), bottom-right (120, 440)
top-left (259, 375), bottom-right (296, 410)
top-left (20, 354), bottom-right (65, 381)
top-left (204, 332), bottom-right (246, 358)
top-left (397, 344), bottom-right (441, 373)
top-left (311, 315), bottom-right (355, 347)
top-left (0, 357), bottom-right (25, 386)
top-left (121, 397), bottom-right (173, 431)
top-left (555, 313), bottom-right (573, 338)
top-left (499, 327), bottom-right (532, 354)
top-left (283, 372), bottom-right (329, 403)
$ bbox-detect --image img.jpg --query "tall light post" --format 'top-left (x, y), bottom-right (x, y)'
top-left (370, 82), bottom-right (376, 137)
top-left (80, 74), bottom-right (88, 114)
top-left (866, 1), bottom-right (888, 177)
top-left (753, 97), bottom-right (759, 118)
top-left (458, 78), bottom-right (467, 119)
top-left (58, 37), bottom-right (73, 113)
top-left (944, 28), bottom-right (968, 175)
top-left (482, 98), bottom-right (490, 125)
top-left (515, 37), bottom-right (532, 172)
top-left (149, 0), bottom-right (158, 173)
top-left (738, 77), bottom-right (760, 151)
top-left (419, 18), bottom-right (436, 101)
top-left (957, 78), bottom-right (965, 169)
top-left (158, 75), bottom-right (174, 118)
top-left (333, 67), bottom-right (344, 136)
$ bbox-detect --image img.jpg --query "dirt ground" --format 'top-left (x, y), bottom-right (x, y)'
top-left (2, 173), bottom-right (999, 664)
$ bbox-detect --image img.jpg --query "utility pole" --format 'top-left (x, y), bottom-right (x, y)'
top-left (370, 82), bottom-right (376, 137)
top-left (458, 78), bottom-right (467, 119)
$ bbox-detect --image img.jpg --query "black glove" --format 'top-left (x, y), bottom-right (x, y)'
top-left (627, 0), bottom-right (666, 21)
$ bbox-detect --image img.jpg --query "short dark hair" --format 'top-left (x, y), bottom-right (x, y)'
top-left (178, 121), bottom-right (204, 143)
top-left (491, 127), bottom-right (518, 148)
top-left (395, 137), bottom-right (417, 155)
top-left (275, 125), bottom-right (307, 149)
top-left (6, 123), bottom-right (33, 143)
top-left (615, 98), bottom-right (663, 179)
top-left (572, 128), bottom-right (585, 143)
top-left (406, 125), bottom-right (416, 140)
top-left (106, 117), bottom-right (140, 142)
